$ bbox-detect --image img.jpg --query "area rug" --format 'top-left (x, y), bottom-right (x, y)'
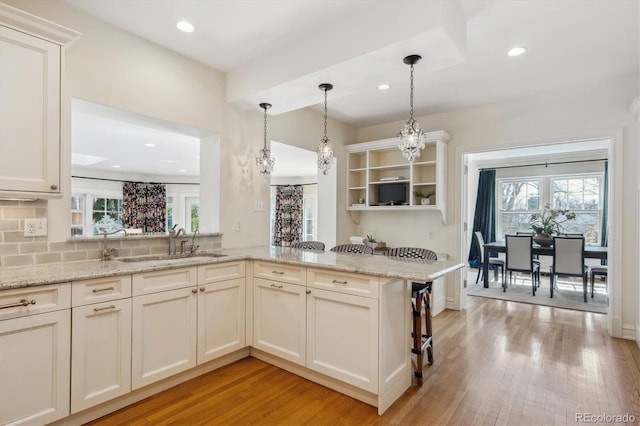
top-left (466, 273), bottom-right (608, 314)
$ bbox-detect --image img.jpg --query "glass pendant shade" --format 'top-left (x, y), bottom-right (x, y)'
top-left (317, 83), bottom-right (334, 175)
top-left (256, 102), bottom-right (275, 176)
top-left (397, 54), bottom-right (426, 162)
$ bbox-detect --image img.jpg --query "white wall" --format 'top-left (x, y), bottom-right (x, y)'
top-left (357, 74), bottom-right (638, 339)
top-left (2, 0), bottom-right (355, 250)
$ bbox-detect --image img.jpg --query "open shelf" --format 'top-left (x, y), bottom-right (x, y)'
top-left (344, 131), bottom-right (450, 224)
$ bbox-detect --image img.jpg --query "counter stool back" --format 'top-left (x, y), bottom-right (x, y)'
top-left (383, 247), bottom-right (437, 385)
top-left (330, 244), bottom-right (374, 255)
top-left (290, 241), bottom-right (325, 251)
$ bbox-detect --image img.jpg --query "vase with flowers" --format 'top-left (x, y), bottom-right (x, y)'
top-left (529, 203), bottom-right (576, 246)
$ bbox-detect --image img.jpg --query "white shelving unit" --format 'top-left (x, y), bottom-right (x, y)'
top-left (345, 131), bottom-right (450, 224)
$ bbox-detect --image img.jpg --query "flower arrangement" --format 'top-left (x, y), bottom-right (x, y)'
top-left (529, 203), bottom-right (576, 237)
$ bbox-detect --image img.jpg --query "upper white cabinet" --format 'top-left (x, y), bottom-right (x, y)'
top-left (0, 4), bottom-right (79, 199)
top-left (345, 131), bottom-right (450, 224)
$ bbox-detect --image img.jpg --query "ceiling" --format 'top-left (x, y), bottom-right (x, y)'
top-left (62, 0), bottom-right (639, 127)
top-left (66, 0), bottom-right (638, 179)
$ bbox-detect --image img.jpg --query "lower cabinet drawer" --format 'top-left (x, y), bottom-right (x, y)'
top-left (72, 275), bottom-right (132, 306)
top-left (307, 268), bottom-right (379, 299)
top-left (253, 261), bottom-right (306, 286)
top-left (132, 267), bottom-right (197, 296)
top-left (0, 283), bottom-right (71, 320)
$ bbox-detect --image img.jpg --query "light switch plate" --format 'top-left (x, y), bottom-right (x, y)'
top-left (254, 200), bottom-right (265, 212)
top-left (24, 219), bottom-right (47, 236)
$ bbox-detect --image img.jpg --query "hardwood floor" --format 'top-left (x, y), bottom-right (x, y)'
top-left (87, 297), bottom-right (640, 425)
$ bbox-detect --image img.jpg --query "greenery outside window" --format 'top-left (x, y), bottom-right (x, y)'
top-left (498, 178), bottom-right (541, 236)
top-left (552, 175), bottom-right (601, 244)
top-left (496, 174), bottom-right (603, 244)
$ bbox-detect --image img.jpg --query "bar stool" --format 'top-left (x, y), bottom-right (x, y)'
top-left (384, 247), bottom-right (437, 385)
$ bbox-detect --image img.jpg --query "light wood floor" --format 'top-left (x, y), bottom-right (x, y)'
top-left (87, 296), bottom-right (640, 425)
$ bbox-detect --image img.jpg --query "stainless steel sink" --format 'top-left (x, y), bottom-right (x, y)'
top-left (116, 252), bottom-right (227, 262)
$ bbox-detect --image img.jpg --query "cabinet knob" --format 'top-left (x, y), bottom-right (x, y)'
top-left (200, 287), bottom-right (205, 292)
top-left (306, 290), bottom-right (311, 295)
top-left (191, 289), bottom-right (198, 294)
top-left (50, 184), bottom-right (58, 190)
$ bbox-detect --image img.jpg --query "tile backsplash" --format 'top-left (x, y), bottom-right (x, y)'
top-left (0, 200), bottom-right (221, 267)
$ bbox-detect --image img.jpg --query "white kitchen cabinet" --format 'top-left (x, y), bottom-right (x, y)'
top-left (197, 262), bottom-right (246, 364)
top-left (345, 131), bottom-right (450, 224)
top-left (0, 4), bottom-right (79, 199)
top-left (253, 277), bottom-right (306, 366)
top-left (306, 287), bottom-right (379, 392)
top-left (131, 268), bottom-right (198, 390)
top-left (71, 298), bottom-right (132, 413)
top-left (0, 284), bottom-right (71, 425)
top-left (306, 269), bottom-right (379, 392)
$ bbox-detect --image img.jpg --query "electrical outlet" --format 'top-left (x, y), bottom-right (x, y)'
top-left (24, 219), bottom-right (47, 236)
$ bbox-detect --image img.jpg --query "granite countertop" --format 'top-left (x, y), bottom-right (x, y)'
top-left (0, 246), bottom-right (465, 290)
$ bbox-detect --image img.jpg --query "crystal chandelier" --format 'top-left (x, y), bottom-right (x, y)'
top-left (397, 54), bottom-right (426, 162)
top-left (256, 102), bottom-right (275, 176)
top-left (317, 83), bottom-right (334, 175)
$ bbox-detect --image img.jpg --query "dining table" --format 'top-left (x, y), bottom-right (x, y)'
top-left (481, 240), bottom-right (608, 288)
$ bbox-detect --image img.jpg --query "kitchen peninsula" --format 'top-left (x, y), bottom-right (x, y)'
top-left (0, 246), bottom-right (464, 425)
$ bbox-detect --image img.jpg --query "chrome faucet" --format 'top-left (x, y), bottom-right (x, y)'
top-left (189, 229), bottom-right (200, 254)
top-left (101, 228), bottom-right (128, 261)
top-left (169, 225), bottom-right (186, 255)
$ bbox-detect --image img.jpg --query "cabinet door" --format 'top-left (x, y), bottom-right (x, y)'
top-left (197, 278), bottom-right (245, 364)
top-left (0, 310), bottom-right (70, 425)
top-left (71, 299), bottom-right (132, 413)
top-left (253, 278), bottom-right (306, 366)
top-left (306, 288), bottom-right (379, 393)
top-left (132, 287), bottom-right (197, 390)
top-left (0, 26), bottom-right (60, 195)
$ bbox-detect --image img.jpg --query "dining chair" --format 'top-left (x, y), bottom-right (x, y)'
top-left (590, 265), bottom-right (608, 298)
top-left (505, 234), bottom-right (540, 295)
top-left (383, 247), bottom-right (437, 383)
top-left (330, 244), bottom-right (374, 255)
top-left (516, 232), bottom-right (541, 285)
top-left (290, 241), bottom-right (325, 250)
top-left (474, 231), bottom-right (505, 285)
top-left (550, 235), bottom-right (588, 302)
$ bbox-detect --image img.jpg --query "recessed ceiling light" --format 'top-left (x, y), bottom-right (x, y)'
top-left (176, 20), bottom-right (195, 33)
top-left (179, 169), bottom-right (186, 173)
top-left (111, 165), bottom-right (121, 168)
top-left (166, 160), bottom-right (177, 164)
top-left (507, 46), bottom-right (527, 57)
top-left (145, 143), bottom-right (156, 147)
top-left (378, 84), bottom-right (390, 90)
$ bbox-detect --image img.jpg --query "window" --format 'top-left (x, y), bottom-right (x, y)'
top-left (166, 196), bottom-right (174, 231)
top-left (496, 174), bottom-right (603, 244)
top-left (92, 196), bottom-right (123, 235)
top-left (71, 195), bottom-right (85, 237)
top-left (552, 176), bottom-right (601, 244)
top-left (498, 179), bottom-right (541, 236)
top-left (303, 195), bottom-right (317, 241)
top-left (185, 197), bottom-right (199, 233)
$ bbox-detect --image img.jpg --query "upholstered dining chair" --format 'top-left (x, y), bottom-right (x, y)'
top-left (550, 235), bottom-right (588, 302)
top-left (290, 241), bottom-right (325, 251)
top-left (330, 244), bottom-right (374, 255)
top-left (474, 231), bottom-right (505, 285)
top-left (590, 265), bottom-right (608, 298)
top-left (505, 234), bottom-right (540, 296)
top-left (383, 247), bottom-right (437, 384)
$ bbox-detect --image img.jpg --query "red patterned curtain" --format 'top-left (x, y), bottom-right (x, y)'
top-left (122, 182), bottom-right (166, 233)
top-left (273, 185), bottom-right (303, 246)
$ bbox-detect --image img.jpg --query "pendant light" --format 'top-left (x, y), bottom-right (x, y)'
top-left (317, 83), bottom-right (334, 175)
top-left (256, 102), bottom-right (275, 176)
top-left (397, 54), bottom-right (426, 162)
